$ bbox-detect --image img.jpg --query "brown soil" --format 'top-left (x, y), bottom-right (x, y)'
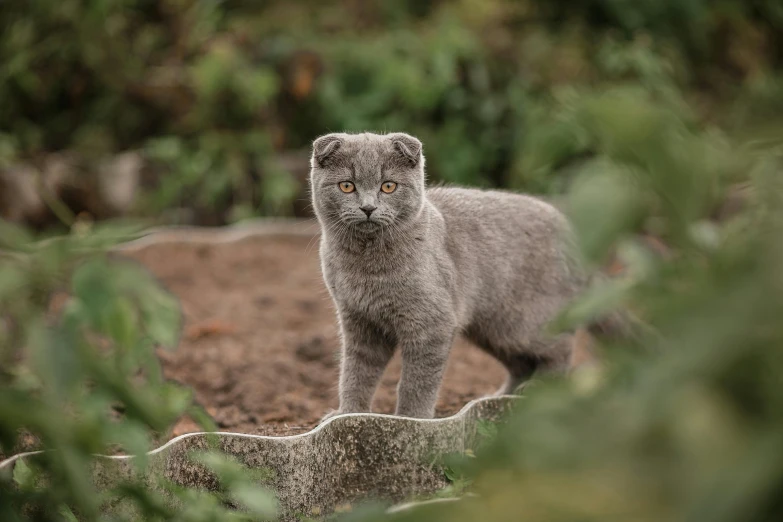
top-left (0, 231), bottom-right (595, 461)
top-left (124, 233), bottom-right (522, 438)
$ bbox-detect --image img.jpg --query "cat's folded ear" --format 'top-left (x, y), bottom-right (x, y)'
top-left (312, 134), bottom-right (344, 167)
top-left (390, 133), bottom-right (422, 167)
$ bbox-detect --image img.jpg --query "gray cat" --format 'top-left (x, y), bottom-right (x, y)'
top-left (310, 132), bottom-right (587, 419)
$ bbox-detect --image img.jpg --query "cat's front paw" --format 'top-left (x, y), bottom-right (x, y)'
top-left (319, 409), bottom-right (343, 424)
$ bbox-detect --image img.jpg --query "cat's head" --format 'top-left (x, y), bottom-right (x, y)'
top-left (309, 132), bottom-right (426, 234)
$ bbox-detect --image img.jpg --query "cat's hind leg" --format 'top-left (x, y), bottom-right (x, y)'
top-left (492, 353), bottom-right (539, 396)
top-left (482, 334), bottom-right (575, 396)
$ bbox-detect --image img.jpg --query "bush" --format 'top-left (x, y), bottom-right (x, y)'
top-left (0, 221), bottom-right (276, 521)
top-left (339, 83), bottom-right (783, 522)
top-left (2, 0), bottom-right (781, 223)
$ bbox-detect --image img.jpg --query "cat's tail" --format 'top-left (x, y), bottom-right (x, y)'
top-left (585, 309), bottom-right (648, 341)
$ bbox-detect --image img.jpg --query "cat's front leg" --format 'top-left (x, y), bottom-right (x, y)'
top-left (395, 333), bottom-right (454, 419)
top-left (330, 318), bottom-right (395, 418)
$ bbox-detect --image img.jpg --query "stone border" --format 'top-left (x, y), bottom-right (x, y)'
top-left (1, 397), bottom-right (515, 520)
top-left (1, 221), bottom-right (517, 519)
top-left (115, 217), bottom-right (319, 251)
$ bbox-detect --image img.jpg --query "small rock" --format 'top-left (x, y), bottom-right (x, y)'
top-left (295, 335), bottom-right (327, 362)
top-left (255, 295), bottom-right (275, 308)
top-left (297, 299), bottom-right (318, 314)
top-left (0, 165), bottom-right (46, 224)
top-left (97, 151), bottom-right (143, 214)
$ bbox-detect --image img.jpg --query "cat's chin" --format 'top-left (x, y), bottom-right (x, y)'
top-left (352, 220), bottom-right (384, 235)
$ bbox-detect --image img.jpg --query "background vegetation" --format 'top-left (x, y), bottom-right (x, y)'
top-left (2, 0), bottom-right (781, 223)
top-left (0, 223), bottom-right (276, 519)
top-left (1, 0), bottom-right (783, 520)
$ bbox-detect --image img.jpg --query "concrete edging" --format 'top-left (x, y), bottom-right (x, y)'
top-left (0, 397), bottom-right (516, 519)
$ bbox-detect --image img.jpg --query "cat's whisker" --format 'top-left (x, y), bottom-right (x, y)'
top-left (306, 214), bottom-right (342, 254)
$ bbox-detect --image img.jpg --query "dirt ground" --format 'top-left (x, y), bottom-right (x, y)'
top-left (123, 231), bottom-right (595, 439)
top-left (0, 230), bottom-right (595, 462)
top-left (124, 232), bottom-right (521, 437)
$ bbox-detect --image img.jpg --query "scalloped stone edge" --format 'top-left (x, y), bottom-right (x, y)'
top-left (1, 396), bottom-right (517, 520)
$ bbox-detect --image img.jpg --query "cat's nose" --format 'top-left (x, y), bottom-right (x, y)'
top-left (360, 205), bottom-right (377, 218)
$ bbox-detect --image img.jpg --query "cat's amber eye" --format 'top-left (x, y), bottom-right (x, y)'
top-left (339, 181), bottom-right (355, 193)
top-left (381, 181), bottom-right (397, 194)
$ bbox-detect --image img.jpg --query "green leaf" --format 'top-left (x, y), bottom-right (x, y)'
top-left (476, 420), bottom-right (498, 440)
top-left (0, 264), bottom-right (25, 300)
top-left (566, 159), bottom-right (646, 264)
top-left (162, 384), bottom-right (193, 418)
top-left (551, 275), bottom-right (636, 332)
top-left (141, 285), bottom-right (181, 350)
top-left (32, 324), bottom-right (81, 397)
top-left (230, 483), bottom-right (278, 519)
top-left (13, 458), bottom-right (34, 489)
top-left (105, 296), bottom-right (139, 350)
top-left (72, 258), bottom-right (116, 328)
top-left (58, 505), bottom-right (79, 522)
top-left (0, 219), bottom-right (33, 250)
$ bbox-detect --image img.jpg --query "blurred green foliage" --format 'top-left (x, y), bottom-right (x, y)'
top-left (2, 0), bottom-right (782, 222)
top-left (2, 1), bottom-right (783, 520)
top-left (0, 222), bottom-right (276, 521)
top-left (338, 73), bottom-right (783, 522)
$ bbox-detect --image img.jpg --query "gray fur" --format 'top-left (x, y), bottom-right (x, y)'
top-left (310, 132), bottom-right (586, 419)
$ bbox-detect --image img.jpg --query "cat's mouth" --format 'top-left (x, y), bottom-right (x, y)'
top-left (349, 219), bottom-right (384, 234)
top-left (356, 220), bottom-right (380, 228)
